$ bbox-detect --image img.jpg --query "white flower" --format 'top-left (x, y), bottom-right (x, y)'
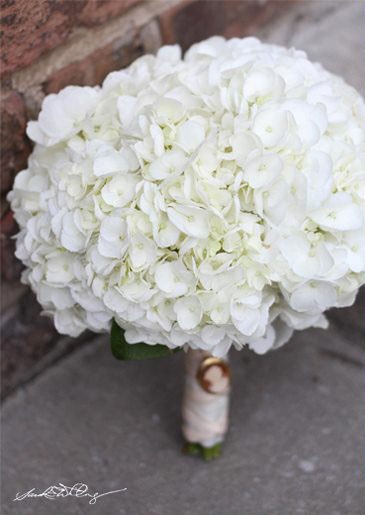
top-left (252, 107), bottom-right (289, 147)
top-left (230, 289), bottom-right (274, 337)
top-left (246, 325), bottom-right (275, 355)
top-left (128, 234), bottom-right (157, 271)
top-left (310, 192), bottom-right (363, 231)
top-left (54, 308), bottom-right (86, 337)
top-left (104, 288), bottom-right (144, 321)
top-left (153, 213), bottom-right (180, 248)
top-left (45, 253), bottom-right (75, 284)
top-left (148, 149), bottom-right (186, 180)
top-left (174, 295), bottom-right (203, 330)
top-left (243, 68), bottom-right (284, 101)
top-left (289, 282), bottom-right (337, 312)
top-left (153, 97), bottom-right (186, 124)
top-left (117, 95), bottom-right (138, 129)
top-left (176, 120), bottom-right (205, 152)
top-left (243, 153), bottom-right (283, 189)
top-left (155, 261), bottom-right (195, 298)
top-left (278, 233), bottom-right (334, 279)
top-left (281, 99), bottom-right (327, 146)
top-left (8, 36), bottom-right (365, 356)
top-left (342, 230), bottom-right (365, 273)
top-left (98, 217), bottom-right (128, 259)
top-left (101, 175), bottom-right (139, 207)
top-left (27, 86), bottom-right (99, 146)
top-left (58, 211), bottom-right (86, 253)
top-left (302, 150), bottom-right (333, 210)
top-left (93, 146), bottom-right (137, 177)
top-left (231, 131), bottom-right (261, 168)
top-left (167, 204), bottom-right (210, 239)
top-left (38, 284), bottom-right (74, 310)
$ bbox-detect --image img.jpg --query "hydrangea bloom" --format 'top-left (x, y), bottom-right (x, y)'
top-left (8, 37), bottom-right (365, 357)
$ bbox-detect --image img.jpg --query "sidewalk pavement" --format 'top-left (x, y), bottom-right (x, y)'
top-left (2, 294), bottom-right (364, 515)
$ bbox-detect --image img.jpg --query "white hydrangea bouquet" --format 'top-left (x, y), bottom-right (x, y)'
top-left (8, 37), bottom-right (365, 459)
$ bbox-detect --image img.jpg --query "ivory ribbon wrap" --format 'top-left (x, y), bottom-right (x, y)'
top-left (182, 349), bottom-right (231, 448)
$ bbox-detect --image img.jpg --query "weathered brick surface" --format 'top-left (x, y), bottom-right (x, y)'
top-left (0, 91), bottom-right (30, 195)
top-left (159, 0), bottom-right (288, 50)
top-left (1, 0), bottom-right (82, 76)
top-left (0, 0), bottom-right (141, 76)
top-left (77, 0), bottom-right (141, 26)
top-left (45, 33), bottom-right (145, 93)
top-left (44, 19), bottom-right (163, 95)
top-left (0, 210), bottom-right (22, 282)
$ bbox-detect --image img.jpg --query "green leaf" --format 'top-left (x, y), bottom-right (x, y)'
top-left (111, 319), bottom-right (180, 360)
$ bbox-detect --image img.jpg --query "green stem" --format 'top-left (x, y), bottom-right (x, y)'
top-left (183, 441), bottom-right (222, 461)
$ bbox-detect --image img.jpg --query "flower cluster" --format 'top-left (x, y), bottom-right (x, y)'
top-left (8, 37), bottom-right (365, 356)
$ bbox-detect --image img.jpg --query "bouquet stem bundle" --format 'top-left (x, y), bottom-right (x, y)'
top-left (182, 349), bottom-right (231, 460)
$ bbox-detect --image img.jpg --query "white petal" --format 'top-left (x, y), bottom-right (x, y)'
top-left (157, 45), bottom-right (182, 63)
top-left (310, 193), bottom-right (364, 231)
top-left (129, 235), bottom-right (157, 270)
top-left (155, 217), bottom-right (180, 248)
top-left (244, 153), bottom-right (283, 188)
top-left (167, 205), bottom-right (210, 239)
top-left (201, 325), bottom-right (226, 346)
top-left (302, 150), bottom-right (333, 210)
top-left (94, 148), bottom-right (130, 177)
top-left (232, 306), bottom-right (261, 336)
top-left (100, 217), bottom-right (127, 242)
top-left (230, 131), bottom-right (261, 167)
top-left (176, 121), bottom-right (205, 152)
top-left (38, 284), bottom-right (74, 310)
top-left (149, 149), bottom-right (186, 180)
top-left (155, 261), bottom-right (192, 297)
top-left (104, 288), bottom-right (129, 314)
top-left (117, 95), bottom-right (138, 128)
top-left (174, 296), bottom-right (202, 330)
top-left (60, 212), bottom-right (85, 252)
top-left (54, 308), bottom-right (86, 337)
top-left (243, 68), bottom-right (283, 101)
top-left (248, 325), bottom-right (275, 354)
top-left (153, 97), bottom-right (186, 124)
top-left (101, 175), bottom-right (138, 207)
top-left (98, 237), bottom-right (126, 259)
top-left (290, 282), bottom-right (337, 312)
top-left (252, 108), bottom-right (289, 147)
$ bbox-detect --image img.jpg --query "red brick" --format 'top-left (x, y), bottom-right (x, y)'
top-left (0, 0), bottom-right (142, 76)
top-left (0, 210), bottom-right (22, 282)
top-left (1, 0), bottom-right (82, 76)
top-left (0, 209), bottom-right (16, 235)
top-left (77, 0), bottom-right (141, 27)
top-left (0, 91), bottom-right (31, 194)
top-left (222, 1), bottom-right (290, 39)
top-left (45, 33), bottom-right (144, 93)
top-left (158, 0), bottom-right (294, 51)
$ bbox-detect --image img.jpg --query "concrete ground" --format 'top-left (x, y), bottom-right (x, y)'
top-left (2, 296), bottom-right (364, 515)
top-left (1, 2), bottom-right (364, 514)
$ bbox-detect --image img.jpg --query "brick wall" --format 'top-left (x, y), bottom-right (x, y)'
top-left (0, 0), bottom-right (294, 398)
